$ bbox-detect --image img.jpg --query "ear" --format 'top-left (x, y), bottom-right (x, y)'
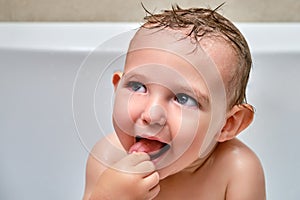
top-left (218, 104), bottom-right (254, 142)
top-left (112, 71), bottom-right (123, 91)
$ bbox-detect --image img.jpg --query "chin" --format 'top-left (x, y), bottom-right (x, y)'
top-left (157, 164), bottom-right (182, 180)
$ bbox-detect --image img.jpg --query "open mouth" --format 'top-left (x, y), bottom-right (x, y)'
top-left (129, 136), bottom-right (171, 160)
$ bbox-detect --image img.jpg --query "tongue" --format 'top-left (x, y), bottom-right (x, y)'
top-left (129, 138), bottom-right (164, 154)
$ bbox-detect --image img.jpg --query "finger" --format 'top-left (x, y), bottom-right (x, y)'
top-left (145, 184), bottom-right (160, 200)
top-left (134, 160), bottom-right (156, 174)
top-left (116, 152), bottom-right (150, 168)
top-left (113, 152), bottom-right (151, 173)
top-left (128, 152), bottom-right (151, 166)
top-left (143, 171), bottom-right (160, 189)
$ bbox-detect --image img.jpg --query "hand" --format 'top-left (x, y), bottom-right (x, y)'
top-left (90, 152), bottom-right (160, 200)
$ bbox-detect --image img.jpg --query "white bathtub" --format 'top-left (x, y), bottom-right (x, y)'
top-left (0, 23), bottom-right (299, 200)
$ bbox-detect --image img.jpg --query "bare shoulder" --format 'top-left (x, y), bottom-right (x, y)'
top-left (83, 133), bottom-right (126, 199)
top-left (214, 138), bottom-right (263, 169)
top-left (214, 138), bottom-right (266, 200)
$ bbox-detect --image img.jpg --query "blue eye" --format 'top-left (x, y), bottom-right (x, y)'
top-left (175, 93), bottom-right (199, 107)
top-left (126, 81), bottom-right (147, 93)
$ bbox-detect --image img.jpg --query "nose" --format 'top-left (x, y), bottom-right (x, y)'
top-left (141, 104), bottom-right (167, 126)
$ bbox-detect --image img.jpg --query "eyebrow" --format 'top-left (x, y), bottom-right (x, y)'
top-left (122, 72), bottom-right (147, 81)
top-left (181, 85), bottom-right (210, 107)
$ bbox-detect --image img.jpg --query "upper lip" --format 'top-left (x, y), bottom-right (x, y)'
top-left (135, 135), bottom-right (169, 145)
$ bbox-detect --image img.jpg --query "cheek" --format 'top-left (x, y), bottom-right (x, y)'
top-left (157, 111), bottom-right (211, 178)
top-left (113, 90), bottom-right (131, 133)
top-left (127, 94), bottom-right (147, 121)
top-left (171, 109), bottom-right (210, 157)
top-left (112, 90), bottom-right (146, 149)
top-left (112, 90), bottom-right (134, 148)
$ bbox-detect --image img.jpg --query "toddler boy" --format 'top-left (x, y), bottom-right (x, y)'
top-left (83, 5), bottom-right (265, 200)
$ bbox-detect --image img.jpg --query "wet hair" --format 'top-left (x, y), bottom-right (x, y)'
top-left (141, 4), bottom-right (252, 108)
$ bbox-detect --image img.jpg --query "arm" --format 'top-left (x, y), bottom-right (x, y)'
top-left (82, 134), bottom-right (160, 200)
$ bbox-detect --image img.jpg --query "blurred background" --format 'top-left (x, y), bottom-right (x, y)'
top-left (0, 0), bottom-right (299, 22)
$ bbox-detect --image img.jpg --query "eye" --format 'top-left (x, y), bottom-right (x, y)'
top-left (175, 93), bottom-right (199, 108)
top-left (126, 81), bottom-right (147, 93)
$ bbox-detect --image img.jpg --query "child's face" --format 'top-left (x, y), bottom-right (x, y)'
top-left (112, 28), bottom-right (230, 178)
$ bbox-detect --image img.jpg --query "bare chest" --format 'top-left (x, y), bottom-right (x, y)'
top-left (154, 171), bottom-right (226, 200)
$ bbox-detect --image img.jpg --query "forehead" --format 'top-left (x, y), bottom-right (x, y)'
top-left (126, 27), bottom-right (236, 80)
top-left (126, 28), bottom-right (235, 90)
top-left (125, 48), bottom-right (199, 78)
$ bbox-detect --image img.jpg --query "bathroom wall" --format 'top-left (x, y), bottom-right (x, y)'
top-left (0, 0), bottom-right (299, 22)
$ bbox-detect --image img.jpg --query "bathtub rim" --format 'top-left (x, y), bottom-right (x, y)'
top-left (0, 22), bottom-right (299, 54)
